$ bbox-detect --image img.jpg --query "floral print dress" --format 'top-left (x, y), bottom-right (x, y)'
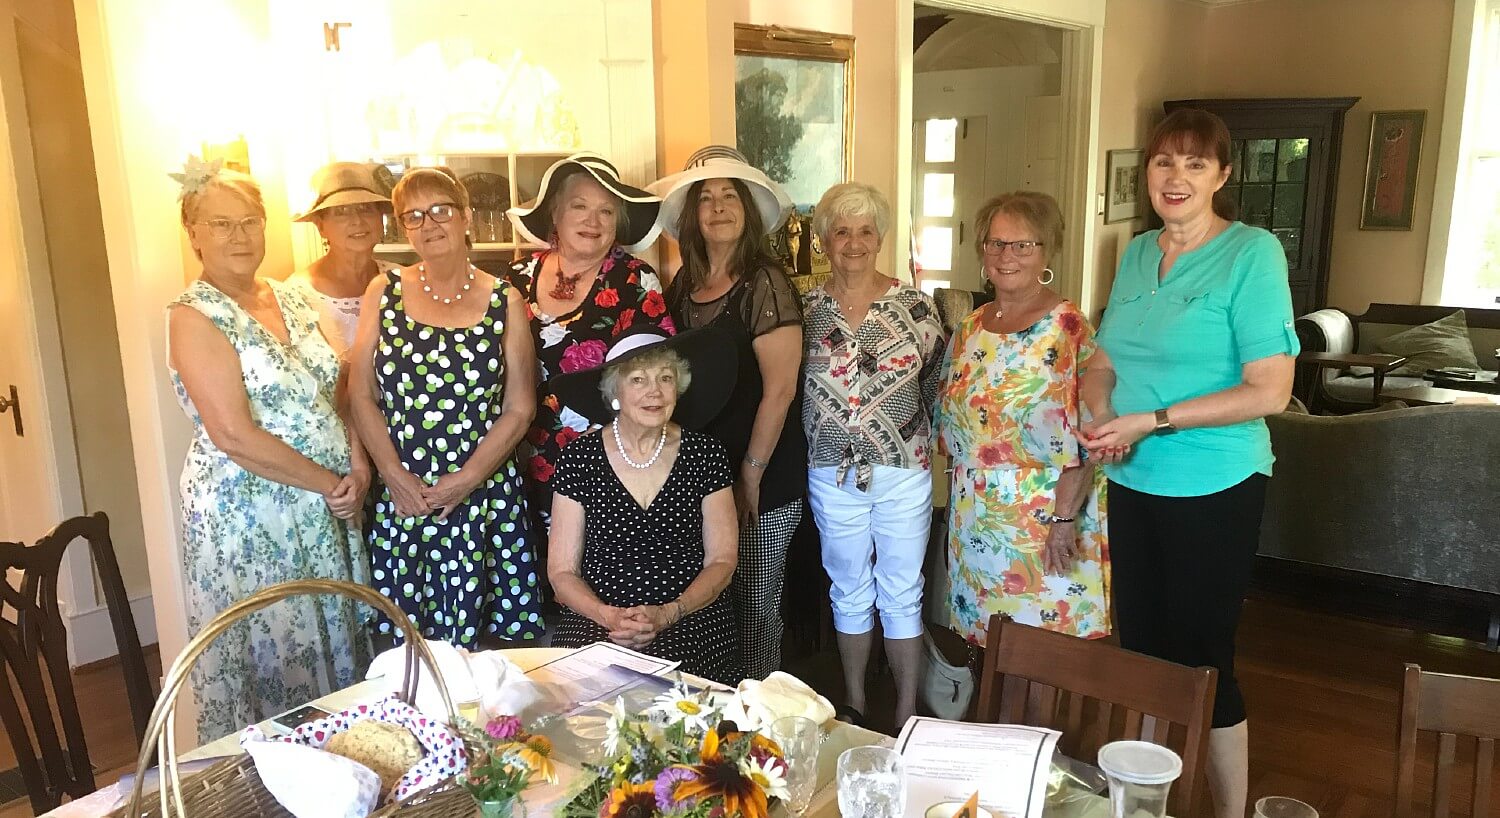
top-left (168, 279), bottom-right (371, 744)
top-left (505, 247), bottom-right (675, 526)
top-left (934, 303), bottom-right (1109, 644)
top-left (367, 271), bottom-right (545, 645)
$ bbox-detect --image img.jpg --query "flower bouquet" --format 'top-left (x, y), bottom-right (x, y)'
top-left (560, 681), bottom-right (791, 818)
top-left (459, 715), bottom-right (560, 817)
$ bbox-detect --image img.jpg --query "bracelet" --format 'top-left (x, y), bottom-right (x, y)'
top-left (744, 454), bottom-right (770, 470)
top-left (1050, 514), bottom-right (1076, 524)
top-left (672, 601), bottom-right (685, 625)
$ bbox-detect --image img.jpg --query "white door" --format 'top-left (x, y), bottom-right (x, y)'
top-left (913, 116), bottom-right (989, 293)
top-left (1022, 94), bottom-right (1062, 196)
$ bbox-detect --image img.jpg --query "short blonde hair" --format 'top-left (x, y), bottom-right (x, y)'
top-left (599, 347), bottom-right (692, 410)
top-left (812, 182), bottom-right (891, 245)
top-left (392, 166), bottom-right (469, 214)
top-left (179, 169), bottom-right (265, 229)
top-left (973, 192), bottom-right (1064, 263)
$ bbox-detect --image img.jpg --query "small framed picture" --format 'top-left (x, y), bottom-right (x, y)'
top-left (1360, 110), bottom-right (1426, 231)
top-left (1105, 149), bottom-right (1146, 224)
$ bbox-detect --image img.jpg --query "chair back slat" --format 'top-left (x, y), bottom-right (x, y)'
top-left (0, 513), bottom-right (156, 813)
top-left (1395, 663), bottom-right (1500, 818)
top-left (1025, 681), bottom-right (1057, 725)
top-left (975, 617), bottom-right (1216, 818)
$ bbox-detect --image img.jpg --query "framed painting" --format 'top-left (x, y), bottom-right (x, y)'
top-left (1105, 149), bottom-right (1145, 224)
top-left (733, 24), bottom-right (854, 214)
top-left (1360, 110), bottom-right (1425, 231)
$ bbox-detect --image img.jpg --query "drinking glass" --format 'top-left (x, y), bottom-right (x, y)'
top-left (771, 716), bottom-right (820, 815)
top-left (837, 746), bottom-right (905, 818)
top-left (1255, 796), bottom-right (1318, 818)
top-left (1097, 741), bottom-right (1181, 818)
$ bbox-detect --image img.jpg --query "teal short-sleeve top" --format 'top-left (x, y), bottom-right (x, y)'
top-left (1096, 222), bottom-right (1300, 497)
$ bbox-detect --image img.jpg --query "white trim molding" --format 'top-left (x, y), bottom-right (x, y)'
top-left (1423, 0), bottom-right (1487, 304)
top-left (66, 592), bottom-right (156, 668)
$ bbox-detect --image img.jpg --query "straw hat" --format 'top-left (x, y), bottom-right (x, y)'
top-left (507, 152), bottom-right (662, 252)
top-left (646, 145), bottom-right (794, 239)
top-left (294, 162), bottom-right (391, 222)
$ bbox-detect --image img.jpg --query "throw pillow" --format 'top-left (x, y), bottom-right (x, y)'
top-left (1375, 310), bottom-right (1480, 375)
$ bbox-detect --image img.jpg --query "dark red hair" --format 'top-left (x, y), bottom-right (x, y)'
top-left (1147, 108), bottom-right (1236, 220)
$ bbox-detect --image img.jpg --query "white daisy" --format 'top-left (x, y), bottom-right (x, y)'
top-left (603, 696), bottom-right (630, 757)
top-left (649, 684), bottom-right (714, 735)
top-left (740, 753), bottom-right (790, 801)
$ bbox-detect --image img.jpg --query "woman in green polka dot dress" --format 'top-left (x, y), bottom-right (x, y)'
top-left (350, 167), bottom-right (544, 645)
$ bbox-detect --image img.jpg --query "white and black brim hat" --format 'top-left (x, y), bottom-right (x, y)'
top-left (646, 145), bottom-right (794, 240)
top-left (546, 325), bottom-right (738, 430)
top-left (507, 152), bottom-right (663, 253)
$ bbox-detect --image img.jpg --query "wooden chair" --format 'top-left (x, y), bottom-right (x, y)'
top-left (0, 512), bottom-right (156, 813)
top-left (975, 616), bottom-right (1217, 818)
top-left (1395, 663), bottom-right (1500, 818)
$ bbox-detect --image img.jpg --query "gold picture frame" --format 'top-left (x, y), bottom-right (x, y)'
top-left (1359, 109), bottom-right (1425, 231)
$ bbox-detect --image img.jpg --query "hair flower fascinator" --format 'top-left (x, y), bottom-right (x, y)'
top-left (169, 155), bottom-right (225, 198)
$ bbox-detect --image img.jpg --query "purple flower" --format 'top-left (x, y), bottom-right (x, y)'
top-left (485, 715), bottom-right (523, 740)
top-left (654, 767), bottom-right (700, 812)
top-left (560, 339), bottom-right (608, 373)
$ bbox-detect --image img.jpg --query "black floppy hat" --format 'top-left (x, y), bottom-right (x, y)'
top-left (507, 152), bottom-right (663, 252)
top-left (546, 325), bottom-right (738, 430)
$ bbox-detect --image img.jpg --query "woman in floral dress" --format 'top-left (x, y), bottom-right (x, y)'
top-left (166, 164), bottom-right (370, 742)
top-left (350, 167), bottom-right (545, 645)
top-left (935, 192), bottom-right (1109, 646)
top-left (505, 153), bottom-right (673, 534)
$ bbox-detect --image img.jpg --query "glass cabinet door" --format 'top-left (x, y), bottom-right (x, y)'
top-left (1221, 137), bottom-right (1309, 266)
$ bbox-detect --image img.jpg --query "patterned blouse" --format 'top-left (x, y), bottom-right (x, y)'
top-left (802, 280), bottom-right (946, 491)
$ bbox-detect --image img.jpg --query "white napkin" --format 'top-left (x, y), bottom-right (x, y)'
top-left (365, 642), bottom-right (544, 722)
top-left (721, 671), bottom-right (836, 732)
top-left (243, 739), bottom-right (381, 818)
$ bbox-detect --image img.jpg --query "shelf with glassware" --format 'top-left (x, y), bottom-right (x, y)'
top-left (369, 150), bottom-right (574, 262)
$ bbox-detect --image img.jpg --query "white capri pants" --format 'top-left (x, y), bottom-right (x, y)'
top-left (808, 465), bottom-right (931, 640)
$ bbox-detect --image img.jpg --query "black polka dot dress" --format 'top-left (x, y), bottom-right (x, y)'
top-left (551, 430), bottom-right (743, 685)
top-left (367, 271), bottom-right (545, 646)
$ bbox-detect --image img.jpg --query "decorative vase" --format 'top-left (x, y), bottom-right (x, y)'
top-left (474, 796), bottom-right (518, 818)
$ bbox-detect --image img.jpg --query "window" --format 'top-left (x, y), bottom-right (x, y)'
top-left (1435, 0), bottom-right (1500, 307)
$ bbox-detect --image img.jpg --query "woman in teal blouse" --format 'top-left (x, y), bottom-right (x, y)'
top-left (1082, 109), bottom-right (1298, 818)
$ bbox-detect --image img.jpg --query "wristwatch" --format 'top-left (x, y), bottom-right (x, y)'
top-left (1153, 407), bottom-right (1176, 434)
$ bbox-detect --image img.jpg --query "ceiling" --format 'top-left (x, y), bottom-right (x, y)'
top-left (913, 7), bottom-right (1064, 72)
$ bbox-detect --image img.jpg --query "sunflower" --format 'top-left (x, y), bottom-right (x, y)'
top-left (499, 734), bottom-right (558, 783)
top-left (673, 729), bottom-right (770, 818)
top-left (603, 780), bottom-right (659, 818)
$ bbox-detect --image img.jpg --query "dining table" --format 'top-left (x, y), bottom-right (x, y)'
top-left (40, 646), bottom-right (1119, 818)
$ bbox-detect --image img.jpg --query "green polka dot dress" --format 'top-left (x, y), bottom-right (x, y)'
top-left (368, 271), bottom-right (544, 645)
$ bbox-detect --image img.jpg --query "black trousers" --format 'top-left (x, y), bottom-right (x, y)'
top-left (1107, 474), bottom-right (1267, 728)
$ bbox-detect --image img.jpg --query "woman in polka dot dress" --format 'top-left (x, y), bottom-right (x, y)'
top-left (350, 167), bottom-right (544, 646)
top-left (546, 326), bottom-right (743, 684)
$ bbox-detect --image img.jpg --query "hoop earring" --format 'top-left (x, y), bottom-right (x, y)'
top-left (610, 398), bottom-right (621, 412)
top-left (1039, 268), bottom-right (1055, 286)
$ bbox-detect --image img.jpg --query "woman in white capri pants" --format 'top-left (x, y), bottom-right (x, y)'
top-left (801, 182), bottom-right (946, 729)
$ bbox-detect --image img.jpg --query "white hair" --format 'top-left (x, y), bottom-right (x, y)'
top-left (812, 182), bottom-right (891, 245)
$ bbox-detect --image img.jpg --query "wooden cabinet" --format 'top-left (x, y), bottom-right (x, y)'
top-left (1162, 97), bottom-right (1358, 314)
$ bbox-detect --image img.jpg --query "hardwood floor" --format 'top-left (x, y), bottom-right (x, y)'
top-left (3, 595), bottom-right (1496, 817)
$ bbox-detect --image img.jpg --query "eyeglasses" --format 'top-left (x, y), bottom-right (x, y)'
top-left (326, 203), bottom-right (383, 219)
top-left (195, 216), bottom-right (266, 239)
top-left (399, 203), bottom-right (459, 231)
top-left (981, 238), bottom-right (1044, 257)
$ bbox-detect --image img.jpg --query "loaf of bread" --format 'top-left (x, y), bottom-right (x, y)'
top-left (323, 720), bottom-right (425, 795)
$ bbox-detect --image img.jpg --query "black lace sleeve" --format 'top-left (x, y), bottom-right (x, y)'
top-left (740, 264), bottom-right (804, 337)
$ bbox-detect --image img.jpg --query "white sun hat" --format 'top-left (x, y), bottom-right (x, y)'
top-left (646, 145), bottom-right (794, 239)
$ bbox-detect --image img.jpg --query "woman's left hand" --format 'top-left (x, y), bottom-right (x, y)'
top-left (734, 464), bottom-right (763, 528)
top-left (1078, 412), bottom-right (1155, 456)
top-left (1042, 521), bottom-right (1077, 576)
top-left (421, 470), bottom-right (479, 522)
top-left (614, 605), bottom-right (673, 648)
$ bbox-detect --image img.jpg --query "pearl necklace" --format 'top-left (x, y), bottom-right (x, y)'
top-left (612, 421), bottom-right (667, 469)
top-left (418, 263), bottom-right (476, 304)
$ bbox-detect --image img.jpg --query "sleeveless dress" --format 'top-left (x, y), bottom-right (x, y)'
top-left (550, 431), bottom-right (742, 685)
top-left (168, 279), bottom-right (371, 744)
top-left (933, 303), bottom-right (1109, 644)
top-left (366, 270), bottom-right (545, 645)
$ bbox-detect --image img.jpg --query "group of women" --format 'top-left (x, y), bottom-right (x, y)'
top-left (167, 107), bottom-right (1295, 818)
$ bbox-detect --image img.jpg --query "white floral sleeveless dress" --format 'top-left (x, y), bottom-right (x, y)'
top-left (168, 279), bottom-right (372, 744)
top-left (366, 271), bottom-right (545, 645)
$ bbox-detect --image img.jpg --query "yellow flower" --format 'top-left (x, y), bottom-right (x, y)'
top-left (674, 730), bottom-right (770, 818)
top-left (499, 734), bottom-right (557, 784)
top-left (603, 780), bottom-right (657, 818)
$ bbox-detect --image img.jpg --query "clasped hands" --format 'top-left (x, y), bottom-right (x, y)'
top-left (601, 604), bottom-right (677, 651)
top-left (384, 467), bottom-right (480, 521)
top-left (1074, 411), bottom-right (1159, 465)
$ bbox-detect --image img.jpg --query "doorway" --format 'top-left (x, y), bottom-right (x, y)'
top-left (911, 5), bottom-right (1066, 295)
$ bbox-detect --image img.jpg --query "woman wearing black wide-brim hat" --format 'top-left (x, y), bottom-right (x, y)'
top-left (502, 153), bottom-right (676, 544)
top-left (543, 325), bottom-right (746, 684)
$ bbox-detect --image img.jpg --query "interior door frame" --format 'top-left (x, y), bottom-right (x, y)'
top-left (898, 0), bottom-right (1105, 312)
top-left (0, 0), bottom-right (97, 654)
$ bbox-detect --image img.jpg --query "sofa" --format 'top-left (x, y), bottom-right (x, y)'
top-left (1261, 404), bottom-right (1500, 643)
top-left (1296, 303), bottom-right (1500, 411)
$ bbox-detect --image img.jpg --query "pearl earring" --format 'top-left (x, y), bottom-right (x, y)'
top-left (610, 398), bottom-right (621, 411)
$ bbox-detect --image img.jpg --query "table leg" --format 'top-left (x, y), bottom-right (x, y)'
top-left (1373, 367), bottom-right (1388, 403)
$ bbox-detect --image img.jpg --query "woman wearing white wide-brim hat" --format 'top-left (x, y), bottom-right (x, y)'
top-left (647, 145), bottom-right (805, 681)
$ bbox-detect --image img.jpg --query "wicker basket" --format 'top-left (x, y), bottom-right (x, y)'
top-left (110, 579), bottom-right (485, 817)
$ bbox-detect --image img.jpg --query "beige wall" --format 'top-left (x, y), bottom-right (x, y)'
top-left (1198, 0), bottom-right (1454, 312)
top-left (1090, 0), bottom-right (1208, 314)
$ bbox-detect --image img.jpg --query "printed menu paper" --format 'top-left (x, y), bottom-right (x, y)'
top-left (895, 717), bottom-right (1060, 818)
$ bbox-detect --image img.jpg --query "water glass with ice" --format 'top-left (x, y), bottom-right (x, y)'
top-left (771, 716), bottom-right (820, 815)
top-left (837, 746), bottom-right (906, 818)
